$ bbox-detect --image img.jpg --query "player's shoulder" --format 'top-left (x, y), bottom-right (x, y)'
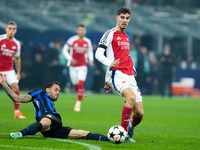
top-left (102, 28), bottom-right (117, 39)
top-left (68, 35), bottom-right (79, 41)
top-left (13, 37), bottom-right (20, 45)
top-left (83, 36), bottom-right (91, 43)
top-left (0, 34), bottom-right (7, 40)
top-left (66, 35), bottom-right (78, 44)
top-left (28, 90), bottom-right (43, 96)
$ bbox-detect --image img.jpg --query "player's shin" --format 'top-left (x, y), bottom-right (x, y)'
top-left (14, 91), bottom-right (20, 112)
top-left (132, 114), bottom-right (143, 127)
top-left (86, 133), bottom-right (109, 141)
top-left (20, 122), bottom-right (43, 136)
top-left (121, 106), bottom-right (133, 131)
top-left (77, 80), bottom-right (84, 101)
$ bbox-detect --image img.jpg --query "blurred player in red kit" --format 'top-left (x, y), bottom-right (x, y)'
top-left (63, 24), bottom-right (93, 112)
top-left (0, 21), bottom-right (26, 119)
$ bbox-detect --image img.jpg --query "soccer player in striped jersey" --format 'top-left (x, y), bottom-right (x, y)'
top-left (63, 24), bottom-right (93, 112)
top-left (95, 7), bottom-right (144, 143)
top-left (0, 21), bottom-right (26, 119)
top-left (0, 73), bottom-right (108, 141)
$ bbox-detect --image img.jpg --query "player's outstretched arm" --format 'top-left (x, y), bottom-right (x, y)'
top-left (0, 73), bottom-right (32, 103)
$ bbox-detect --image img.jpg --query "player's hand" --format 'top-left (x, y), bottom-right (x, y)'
top-left (110, 59), bottom-right (120, 68)
top-left (88, 61), bottom-right (93, 66)
top-left (104, 82), bottom-right (111, 93)
top-left (0, 73), bottom-right (7, 84)
top-left (71, 58), bottom-right (77, 65)
top-left (17, 72), bottom-right (21, 81)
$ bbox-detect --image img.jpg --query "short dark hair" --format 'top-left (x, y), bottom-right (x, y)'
top-left (117, 7), bottom-right (131, 16)
top-left (45, 81), bottom-right (60, 89)
top-left (78, 24), bottom-right (86, 28)
top-left (7, 21), bottom-right (17, 27)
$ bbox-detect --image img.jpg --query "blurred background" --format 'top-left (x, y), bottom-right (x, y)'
top-left (0, 0), bottom-right (200, 97)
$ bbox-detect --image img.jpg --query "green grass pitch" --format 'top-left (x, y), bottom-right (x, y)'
top-left (0, 91), bottom-right (199, 150)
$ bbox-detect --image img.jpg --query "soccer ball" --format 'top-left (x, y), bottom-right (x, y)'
top-left (107, 125), bottom-right (126, 144)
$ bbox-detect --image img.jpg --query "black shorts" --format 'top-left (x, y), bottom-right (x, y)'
top-left (39, 113), bottom-right (73, 138)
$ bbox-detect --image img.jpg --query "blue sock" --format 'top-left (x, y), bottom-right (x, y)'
top-left (86, 133), bottom-right (109, 141)
top-left (20, 122), bottom-right (42, 136)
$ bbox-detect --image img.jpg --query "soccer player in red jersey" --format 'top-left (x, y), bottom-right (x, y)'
top-left (0, 21), bottom-right (26, 119)
top-left (63, 24), bottom-right (93, 112)
top-left (95, 7), bottom-right (144, 142)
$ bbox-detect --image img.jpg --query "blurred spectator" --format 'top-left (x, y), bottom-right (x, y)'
top-left (129, 43), bottom-right (138, 69)
top-left (149, 56), bottom-right (160, 94)
top-left (136, 46), bottom-right (151, 94)
top-left (134, 36), bottom-right (142, 51)
top-left (158, 44), bottom-right (174, 97)
top-left (180, 54), bottom-right (197, 70)
top-left (44, 40), bottom-right (61, 84)
top-left (19, 41), bottom-right (33, 90)
top-left (31, 44), bottom-right (47, 89)
top-left (31, 53), bottom-right (45, 89)
top-left (34, 44), bottom-right (47, 61)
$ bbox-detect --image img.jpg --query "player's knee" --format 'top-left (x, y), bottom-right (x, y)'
top-left (40, 118), bottom-right (51, 132)
top-left (41, 123), bottom-right (50, 132)
top-left (126, 95), bottom-right (136, 106)
top-left (11, 84), bottom-right (19, 92)
top-left (135, 109), bottom-right (144, 119)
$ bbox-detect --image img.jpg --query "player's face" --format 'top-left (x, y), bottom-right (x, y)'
top-left (116, 13), bottom-right (131, 31)
top-left (47, 84), bottom-right (61, 101)
top-left (6, 24), bottom-right (17, 37)
top-left (77, 27), bottom-right (86, 38)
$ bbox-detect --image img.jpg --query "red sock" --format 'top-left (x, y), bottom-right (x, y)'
top-left (121, 106), bottom-right (133, 131)
top-left (77, 81), bottom-right (84, 101)
top-left (73, 85), bottom-right (78, 92)
top-left (14, 91), bottom-right (20, 111)
top-left (132, 114), bottom-right (143, 127)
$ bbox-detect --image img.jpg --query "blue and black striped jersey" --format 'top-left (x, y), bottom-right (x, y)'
top-left (28, 90), bottom-right (58, 121)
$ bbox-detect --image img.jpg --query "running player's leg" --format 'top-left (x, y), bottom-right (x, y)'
top-left (69, 67), bottom-right (81, 111)
top-left (69, 67), bottom-right (78, 91)
top-left (132, 102), bottom-right (144, 127)
top-left (128, 101), bottom-right (143, 138)
top-left (128, 83), bottom-right (144, 138)
top-left (109, 71), bottom-right (142, 142)
top-left (121, 88), bottom-right (135, 132)
top-left (74, 66), bottom-right (87, 111)
top-left (109, 71), bottom-right (134, 132)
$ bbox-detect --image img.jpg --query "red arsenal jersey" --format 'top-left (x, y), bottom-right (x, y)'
top-left (97, 28), bottom-right (137, 75)
top-left (63, 35), bottom-right (93, 67)
top-left (0, 34), bottom-right (21, 71)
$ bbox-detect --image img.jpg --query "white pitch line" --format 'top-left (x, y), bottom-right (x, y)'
top-left (54, 138), bottom-right (101, 150)
top-left (0, 133), bottom-right (101, 150)
top-left (0, 145), bottom-right (69, 150)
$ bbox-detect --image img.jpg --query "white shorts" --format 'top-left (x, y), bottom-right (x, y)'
top-left (69, 66), bottom-right (87, 85)
top-left (0, 70), bottom-right (18, 86)
top-left (108, 70), bottom-right (142, 102)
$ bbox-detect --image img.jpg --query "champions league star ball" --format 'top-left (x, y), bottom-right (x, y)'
top-left (107, 125), bottom-right (126, 144)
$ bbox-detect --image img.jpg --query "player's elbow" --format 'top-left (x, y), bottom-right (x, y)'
top-left (11, 96), bottom-right (21, 103)
top-left (95, 50), bottom-right (100, 61)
